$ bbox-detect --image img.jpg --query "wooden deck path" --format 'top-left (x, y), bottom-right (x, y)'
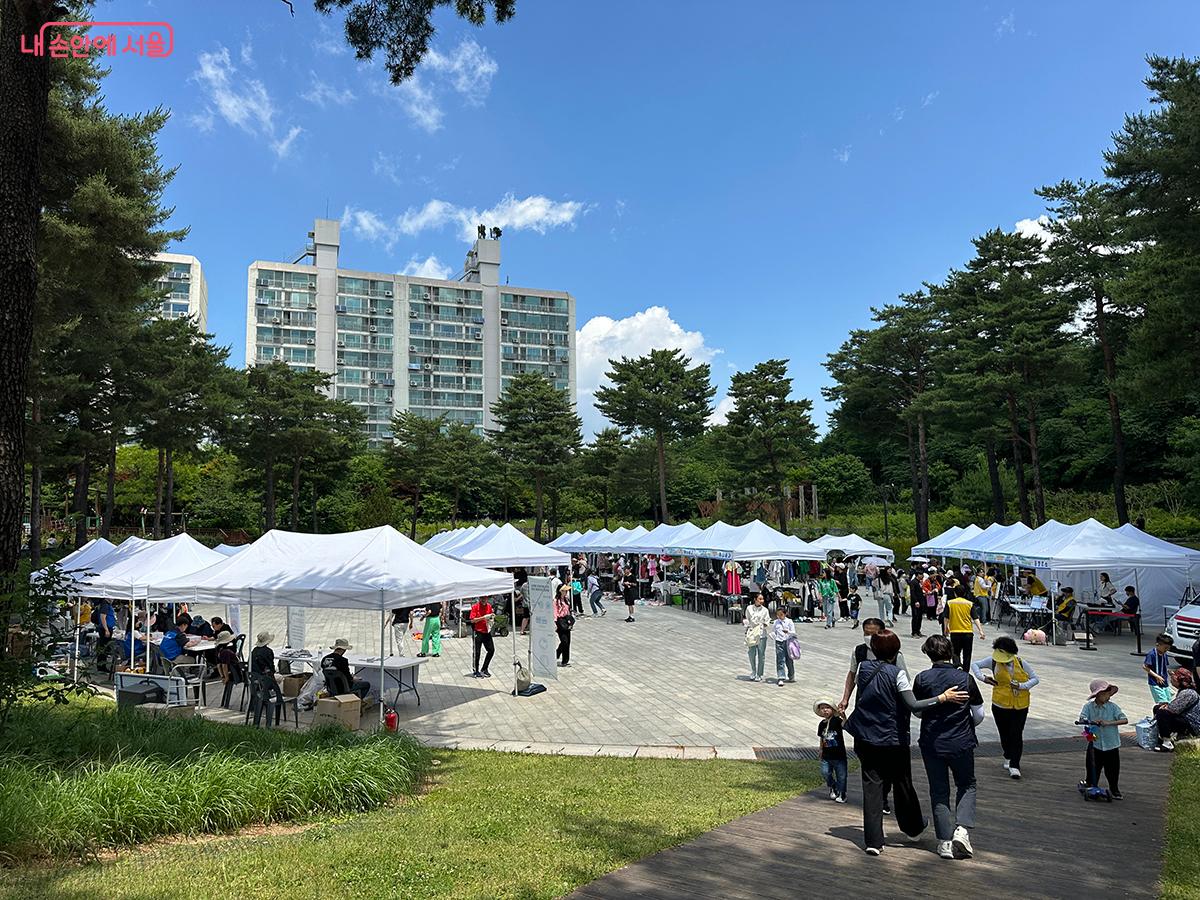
top-left (569, 743), bottom-right (1172, 900)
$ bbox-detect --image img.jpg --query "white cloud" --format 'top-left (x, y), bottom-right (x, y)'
top-left (996, 11), bottom-right (1015, 37)
top-left (302, 72), bottom-right (355, 107)
top-left (423, 38), bottom-right (498, 104)
top-left (191, 45), bottom-right (300, 158)
top-left (240, 33), bottom-right (253, 67)
top-left (575, 306), bottom-right (723, 438)
top-left (892, 106), bottom-right (906, 122)
top-left (1014, 215), bottom-right (1053, 243)
top-left (312, 20), bottom-right (347, 56)
top-left (615, 199), bottom-right (626, 218)
top-left (371, 75), bottom-right (444, 132)
top-left (834, 145), bottom-right (852, 164)
top-left (373, 151), bottom-right (403, 186)
top-left (921, 90), bottom-right (940, 108)
top-left (707, 395), bottom-right (736, 427)
top-left (189, 107), bottom-right (215, 133)
top-left (344, 193), bottom-right (586, 247)
top-left (400, 254), bottom-right (453, 279)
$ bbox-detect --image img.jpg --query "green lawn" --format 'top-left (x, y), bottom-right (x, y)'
top-left (0, 749), bottom-right (819, 900)
top-left (1161, 744), bottom-right (1200, 900)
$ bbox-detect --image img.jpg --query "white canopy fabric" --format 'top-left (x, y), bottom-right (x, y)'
top-left (667, 519), bottom-right (825, 561)
top-left (152, 525), bottom-right (513, 609)
top-left (985, 519), bottom-right (1074, 565)
top-left (561, 529), bottom-right (610, 551)
top-left (1114, 523), bottom-right (1200, 562)
top-left (423, 529), bottom-right (463, 551)
top-left (31, 537), bottom-right (116, 582)
top-left (213, 543), bottom-right (248, 557)
top-left (436, 524), bottom-right (501, 558)
top-left (810, 533), bottom-right (894, 561)
top-left (599, 525), bottom-right (651, 553)
top-left (1006, 518), bottom-right (1195, 570)
top-left (922, 524), bottom-right (985, 556)
top-left (81, 534), bottom-right (226, 601)
top-left (948, 522), bottom-right (1033, 559)
top-left (547, 530), bottom-right (582, 550)
top-left (911, 526), bottom-right (966, 555)
top-left (588, 526), bottom-right (637, 553)
top-left (623, 522), bottom-right (703, 555)
top-left (444, 523), bottom-right (570, 568)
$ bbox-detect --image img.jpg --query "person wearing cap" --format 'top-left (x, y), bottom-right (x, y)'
top-left (814, 700), bottom-right (848, 803)
top-left (321, 638), bottom-right (370, 699)
top-left (972, 636), bottom-right (1039, 778)
top-left (250, 632), bottom-right (285, 727)
top-left (1079, 679), bottom-right (1128, 799)
top-left (1143, 634), bottom-right (1176, 704)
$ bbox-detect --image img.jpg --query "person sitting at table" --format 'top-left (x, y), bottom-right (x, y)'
top-left (250, 632), bottom-right (286, 726)
top-left (215, 631), bottom-right (245, 708)
top-left (209, 616), bottom-right (234, 638)
top-left (159, 622), bottom-right (194, 665)
top-left (321, 638), bottom-right (370, 699)
top-left (1098, 585), bottom-right (1141, 634)
top-left (1052, 587), bottom-right (1077, 645)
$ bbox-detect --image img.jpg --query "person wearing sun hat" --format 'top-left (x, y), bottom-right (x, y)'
top-left (971, 636), bottom-right (1040, 779)
top-left (1079, 679), bottom-right (1128, 799)
top-left (321, 638), bottom-right (370, 699)
top-left (248, 632), bottom-right (285, 727)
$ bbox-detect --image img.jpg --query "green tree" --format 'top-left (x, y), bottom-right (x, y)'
top-left (803, 453), bottom-right (875, 511)
top-left (724, 359), bottom-right (815, 530)
top-left (594, 348), bottom-right (714, 525)
top-left (433, 422), bottom-right (490, 527)
top-left (579, 427), bottom-right (626, 528)
top-left (490, 373), bottom-right (581, 540)
top-left (390, 412), bottom-right (445, 539)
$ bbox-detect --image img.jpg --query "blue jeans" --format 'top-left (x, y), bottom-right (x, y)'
top-left (921, 749), bottom-right (977, 841)
top-left (588, 589), bottom-right (605, 615)
top-left (822, 596), bottom-right (837, 624)
top-left (822, 758), bottom-right (848, 798)
top-left (747, 636), bottom-right (767, 678)
top-left (774, 639), bottom-right (794, 681)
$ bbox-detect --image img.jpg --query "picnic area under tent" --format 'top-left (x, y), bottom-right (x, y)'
top-left (31, 537), bottom-right (116, 582)
top-left (911, 525), bottom-right (967, 556)
top-left (437, 522), bottom-right (570, 569)
top-left (667, 519), bottom-right (825, 561)
top-left (809, 533), bottom-right (894, 561)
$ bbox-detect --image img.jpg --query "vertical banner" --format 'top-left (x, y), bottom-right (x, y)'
top-left (528, 576), bottom-right (557, 680)
top-left (286, 606), bottom-right (306, 649)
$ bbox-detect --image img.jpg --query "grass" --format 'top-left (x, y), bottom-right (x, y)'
top-left (0, 697), bottom-right (430, 862)
top-left (0, 748), bottom-right (820, 899)
top-left (1161, 743), bottom-right (1200, 900)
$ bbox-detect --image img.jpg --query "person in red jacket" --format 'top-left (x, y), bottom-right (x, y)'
top-left (469, 597), bottom-right (496, 678)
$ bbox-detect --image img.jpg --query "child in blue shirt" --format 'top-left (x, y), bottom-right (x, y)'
top-left (814, 700), bottom-right (848, 803)
top-left (1079, 679), bottom-right (1128, 799)
top-left (1143, 634), bottom-right (1175, 704)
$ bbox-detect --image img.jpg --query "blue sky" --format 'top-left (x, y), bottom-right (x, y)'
top-left (98, 0), bottom-right (1200, 436)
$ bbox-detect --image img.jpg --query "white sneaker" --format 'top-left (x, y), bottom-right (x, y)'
top-left (952, 826), bottom-right (973, 858)
top-left (834, 794), bottom-right (847, 804)
top-left (865, 846), bottom-right (882, 856)
top-left (1161, 739), bottom-right (1175, 751)
top-left (1002, 759), bottom-right (1010, 771)
top-left (938, 841), bottom-right (955, 860)
top-left (829, 788), bottom-right (837, 800)
top-left (1009, 767), bottom-right (1021, 779)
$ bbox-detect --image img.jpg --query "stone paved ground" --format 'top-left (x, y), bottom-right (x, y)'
top-left (195, 598), bottom-right (1162, 753)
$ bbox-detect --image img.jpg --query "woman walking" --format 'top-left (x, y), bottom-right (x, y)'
top-left (622, 564), bottom-right (639, 623)
top-left (844, 630), bottom-right (968, 855)
top-left (819, 569), bottom-right (839, 629)
top-left (913, 635), bottom-right (986, 860)
top-left (744, 592), bottom-right (771, 682)
top-left (971, 635), bottom-right (1039, 779)
top-left (419, 602), bottom-right (442, 658)
top-left (876, 568), bottom-right (896, 627)
top-left (771, 605), bottom-right (797, 686)
top-left (554, 584), bottom-right (574, 667)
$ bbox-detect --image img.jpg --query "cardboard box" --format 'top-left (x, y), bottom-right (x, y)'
top-left (313, 695), bottom-right (361, 730)
top-left (281, 673), bottom-right (310, 698)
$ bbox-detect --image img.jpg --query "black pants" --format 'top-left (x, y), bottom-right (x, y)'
top-left (1154, 706), bottom-right (1194, 741)
top-left (950, 632), bottom-right (974, 670)
top-left (556, 625), bottom-right (571, 664)
top-left (572, 591), bottom-right (584, 615)
top-left (473, 632), bottom-right (495, 674)
top-left (911, 603), bottom-right (925, 636)
top-left (992, 705), bottom-right (1029, 768)
top-left (1085, 744), bottom-right (1120, 792)
top-left (855, 741), bottom-right (925, 850)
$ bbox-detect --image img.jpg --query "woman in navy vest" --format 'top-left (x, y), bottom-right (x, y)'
top-left (845, 630), bottom-right (969, 856)
top-left (913, 634), bottom-right (985, 860)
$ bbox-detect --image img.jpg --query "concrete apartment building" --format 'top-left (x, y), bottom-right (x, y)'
top-left (246, 218), bottom-right (577, 446)
top-left (153, 252), bottom-right (208, 331)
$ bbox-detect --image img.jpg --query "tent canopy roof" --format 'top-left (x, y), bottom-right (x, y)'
top-left (810, 533), bottom-right (894, 560)
top-left (918, 524), bottom-right (984, 555)
top-left (667, 519), bottom-right (825, 561)
top-left (32, 537), bottom-right (117, 583)
top-left (445, 523), bottom-right (570, 568)
top-left (153, 525), bottom-right (513, 609)
top-left (81, 534), bottom-right (225, 600)
top-left (911, 525), bottom-right (965, 555)
top-left (1005, 518), bottom-right (1196, 570)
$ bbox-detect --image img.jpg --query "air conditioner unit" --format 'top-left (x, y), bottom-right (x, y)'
top-left (308, 282), bottom-right (316, 289)
top-left (409, 345), bottom-right (418, 352)
top-left (385, 394), bottom-right (393, 402)
top-left (410, 379), bottom-right (420, 387)
top-left (306, 339), bottom-right (315, 345)
top-left (271, 317), bottom-right (281, 324)
top-left (423, 364), bottom-right (432, 371)
top-left (409, 310), bottom-right (418, 318)
top-left (455, 297), bottom-right (465, 304)
top-left (369, 380), bottom-right (377, 386)
top-left (472, 330), bottom-right (482, 340)
top-left (422, 292), bottom-right (432, 300)
top-left (385, 290), bottom-right (393, 298)
top-left (307, 301), bottom-right (316, 309)
top-left (369, 326), bottom-right (378, 333)
top-left (500, 317), bottom-right (509, 325)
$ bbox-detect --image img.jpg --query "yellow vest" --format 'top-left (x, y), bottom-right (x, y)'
top-left (992, 657), bottom-right (1031, 710)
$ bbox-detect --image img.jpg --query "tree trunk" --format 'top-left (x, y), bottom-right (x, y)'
top-left (409, 483), bottom-right (420, 540)
top-left (985, 435), bottom-right (1007, 524)
top-left (1095, 287), bottom-right (1129, 524)
top-left (1025, 397), bottom-right (1046, 526)
top-left (0, 0), bottom-right (54, 577)
top-left (1006, 394), bottom-right (1031, 525)
top-left (264, 456), bottom-right (276, 531)
top-left (602, 485), bottom-right (610, 530)
top-left (28, 389), bottom-right (41, 568)
top-left (451, 485), bottom-right (460, 528)
top-left (916, 413), bottom-right (930, 542)
top-left (534, 472), bottom-right (544, 541)
top-left (905, 420), bottom-right (921, 527)
top-left (153, 447), bottom-right (164, 538)
top-left (771, 459), bottom-right (788, 531)
top-left (102, 434), bottom-right (116, 539)
top-left (72, 458), bottom-right (89, 548)
top-left (164, 448), bottom-right (175, 537)
top-left (655, 431), bottom-right (671, 525)
top-left (290, 457), bottom-right (301, 530)
top-left (549, 490), bottom-right (559, 539)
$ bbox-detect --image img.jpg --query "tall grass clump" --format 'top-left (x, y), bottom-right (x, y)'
top-left (0, 700), bottom-right (430, 861)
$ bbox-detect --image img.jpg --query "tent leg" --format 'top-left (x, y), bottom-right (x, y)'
top-left (72, 599), bottom-right (80, 682)
top-left (144, 595), bottom-right (151, 673)
top-left (510, 588), bottom-right (518, 697)
top-left (379, 598), bottom-right (386, 727)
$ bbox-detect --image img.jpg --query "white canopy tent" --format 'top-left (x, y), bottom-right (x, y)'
top-left (435, 524), bottom-right (502, 559)
top-left (920, 524), bottom-right (984, 556)
top-left (442, 522), bottom-right (570, 569)
top-left (422, 529), bottom-right (461, 551)
top-left (431, 524), bottom-right (496, 556)
top-left (986, 519), bottom-right (1074, 565)
top-left (810, 533), bottom-right (894, 562)
top-left (947, 521), bottom-right (1033, 560)
top-left (213, 543), bottom-right (248, 557)
top-left (666, 519), bottom-right (825, 561)
top-left (574, 529), bottom-right (613, 551)
top-left (598, 525), bottom-right (651, 553)
top-left (153, 525), bottom-right (517, 711)
top-left (586, 526), bottom-right (637, 553)
top-left (81, 533), bottom-right (226, 602)
top-left (911, 525), bottom-right (966, 556)
top-left (547, 530), bottom-right (582, 550)
top-left (31, 537), bottom-right (116, 582)
top-left (623, 522), bottom-right (703, 555)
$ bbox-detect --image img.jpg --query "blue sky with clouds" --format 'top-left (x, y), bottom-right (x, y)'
top-left (100, 0), bottom-right (1200, 436)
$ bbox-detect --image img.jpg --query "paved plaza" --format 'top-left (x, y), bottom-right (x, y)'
top-left (196, 598), bottom-right (1161, 755)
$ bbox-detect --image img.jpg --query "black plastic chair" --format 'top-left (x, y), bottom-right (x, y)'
top-left (322, 666), bottom-right (354, 696)
top-left (245, 675), bottom-right (297, 728)
top-left (220, 658), bottom-right (248, 710)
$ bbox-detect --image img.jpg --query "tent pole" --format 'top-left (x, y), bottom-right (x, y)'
top-left (379, 596), bottom-right (386, 727)
top-left (72, 598), bottom-right (80, 683)
top-left (510, 586), bottom-right (518, 697)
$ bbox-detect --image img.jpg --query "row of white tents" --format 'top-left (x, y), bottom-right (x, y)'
top-left (913, 518), bottom-right (1200, 625)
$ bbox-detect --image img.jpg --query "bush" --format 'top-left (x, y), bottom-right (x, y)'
top-left (0, 699), bottom-right (430, 860)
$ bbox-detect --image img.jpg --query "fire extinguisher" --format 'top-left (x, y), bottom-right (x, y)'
top-left (384, 706), bottom-right (398, 732)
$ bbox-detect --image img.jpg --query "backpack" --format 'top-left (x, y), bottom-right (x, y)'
top-left (786, 636), bottom-right (802, 660)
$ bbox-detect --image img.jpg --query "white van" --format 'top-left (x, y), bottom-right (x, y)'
top-left (1166, 600), bottom-right (1200, 664)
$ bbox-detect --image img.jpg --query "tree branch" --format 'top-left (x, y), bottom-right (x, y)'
top-left (279, 0), bottom-right (295, 15)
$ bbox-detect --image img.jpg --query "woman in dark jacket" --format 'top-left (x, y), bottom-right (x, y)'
top-left (913, 635), bottom-right (985, 860)
top-left (845, 630), bottom-right (968, 856)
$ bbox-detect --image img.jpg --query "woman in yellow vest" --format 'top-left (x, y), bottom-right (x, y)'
top-left (971, 635), bottom-right (1039, 780)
